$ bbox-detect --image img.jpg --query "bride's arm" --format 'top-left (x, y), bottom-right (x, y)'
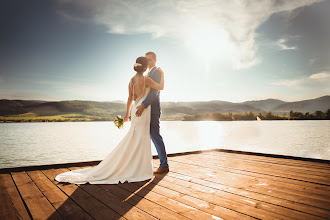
top-left (145, 67), bottom-right (164, 90)
top-left (124, 81), bottom-right (133, 122)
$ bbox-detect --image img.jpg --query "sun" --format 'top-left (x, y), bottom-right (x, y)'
top-left (185, 27), bottom-right (232, 63)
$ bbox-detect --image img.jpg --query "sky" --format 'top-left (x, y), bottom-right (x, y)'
top-left (1, 0), bottom-right (330, 103)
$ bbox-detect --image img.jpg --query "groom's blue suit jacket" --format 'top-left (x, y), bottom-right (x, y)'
top-left (142, 66), bottom-right (161, 114)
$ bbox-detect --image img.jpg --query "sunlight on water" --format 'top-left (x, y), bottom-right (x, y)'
top-left (0, 120), bottom-right (329, 168)
top-left (161, 121), bottom-right (227, 153)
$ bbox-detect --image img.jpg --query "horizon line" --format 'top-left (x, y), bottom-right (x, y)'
top-left (1, 95), bottom-right (329, 103)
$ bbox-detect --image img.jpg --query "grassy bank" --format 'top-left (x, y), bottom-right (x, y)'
top-left (1, 109), bottom-right (329, 123)
top-left (0, 113), bottom-right (113, 122)
top-left (182, 110), bottom-right (330, 121)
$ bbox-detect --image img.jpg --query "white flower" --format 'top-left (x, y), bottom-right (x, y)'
top-left (134, 63), bottom-right (142, 67)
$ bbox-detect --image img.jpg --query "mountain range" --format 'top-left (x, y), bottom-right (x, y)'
top-left (1, 95), bottom-right (329, 120)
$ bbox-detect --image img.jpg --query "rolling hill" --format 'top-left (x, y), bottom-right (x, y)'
top-left (1, 95), bottom-right (329, 120)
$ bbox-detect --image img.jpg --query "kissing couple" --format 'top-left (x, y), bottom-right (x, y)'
top-left (55, 51), bottom-right (169, 184)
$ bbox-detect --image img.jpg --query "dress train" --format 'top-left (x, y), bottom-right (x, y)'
top-left (54, 87), bottom-right (153, 184)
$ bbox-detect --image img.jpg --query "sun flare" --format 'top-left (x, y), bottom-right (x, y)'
top-left (185, 27), bottom-right (232, 62)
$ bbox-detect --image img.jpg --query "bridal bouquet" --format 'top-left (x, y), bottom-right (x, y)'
top-left (114, 115), bottom-right (131, 129)
top-left (114, 115), bottom-right (124, 129)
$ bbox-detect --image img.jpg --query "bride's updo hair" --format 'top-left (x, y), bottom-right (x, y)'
top-left (134, 56), bottom-right (148, 73)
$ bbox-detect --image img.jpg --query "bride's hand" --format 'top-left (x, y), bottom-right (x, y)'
top-left (123, 115), bottom-right (129, 123)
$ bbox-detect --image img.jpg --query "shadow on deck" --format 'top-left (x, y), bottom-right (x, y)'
top-left (1, 149), bottom-right (330, 219)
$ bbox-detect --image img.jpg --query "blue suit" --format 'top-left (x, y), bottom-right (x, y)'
top-left (142, 66), bottom-right (169, 168)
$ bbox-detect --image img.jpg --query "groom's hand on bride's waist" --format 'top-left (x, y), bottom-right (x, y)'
top-left (136, 104), bottom-right (145, 117)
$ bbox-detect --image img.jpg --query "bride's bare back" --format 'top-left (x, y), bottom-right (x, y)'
top-left (124, 68), bottom-right (164, 122)
top-left (129, 75), bottom-right (146, 101)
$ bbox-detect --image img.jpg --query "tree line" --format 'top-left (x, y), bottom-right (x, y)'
top-left (0, 117), bottom-right (114, 123)
top-left (183, 109), bottom-right (330, 121)
top-left (1, 109), bottom-right (329, 122)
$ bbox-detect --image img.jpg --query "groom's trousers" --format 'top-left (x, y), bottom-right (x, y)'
top-left (150, 114), bottom-right (169, 168)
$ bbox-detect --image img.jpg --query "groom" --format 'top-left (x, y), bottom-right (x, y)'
top-left (136, 51), bottom-right (169, 174)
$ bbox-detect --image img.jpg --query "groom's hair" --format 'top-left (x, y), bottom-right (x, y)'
top-left (146, 51), bottom-right (156, 60)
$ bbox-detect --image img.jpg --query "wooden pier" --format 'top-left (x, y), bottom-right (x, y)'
top-left (1, 149), bottom-right (330, 219)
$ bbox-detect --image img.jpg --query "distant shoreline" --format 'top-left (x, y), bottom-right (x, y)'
top-left (1, 120), bottom-right (329, 123)
top-left (1, 118), bottom-right (329, 123)
top-left (1, 96), bottom-right (330, 122)
top-left (1, 109), bottom-right (329, 123)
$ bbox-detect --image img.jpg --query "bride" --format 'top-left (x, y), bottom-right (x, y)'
top-left (55, 56), bottom-right (164, 184)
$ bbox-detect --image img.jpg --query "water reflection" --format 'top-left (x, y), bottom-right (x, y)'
top-left (0, 120), bottom-right (329, 168)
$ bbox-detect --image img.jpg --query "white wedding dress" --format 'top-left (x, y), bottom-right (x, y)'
top-left (55, 85), bottom-right (153, 184)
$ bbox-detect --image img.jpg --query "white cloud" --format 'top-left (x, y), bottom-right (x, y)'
top-left (271, 71), bottom-right (330, 87)
top-left (55, 0), bottom-right (322, 69)
top-left (308, 71), bottom-right (330, 80)
top-left (276, 38), bottom-right (298, 50)
top-left (271, 78), bottom-right (304, 87)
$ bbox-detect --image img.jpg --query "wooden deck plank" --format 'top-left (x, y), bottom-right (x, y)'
top-left (208, 151), bottom-right (330, 169)
top-left (184, 154), bottom-right (330, 181)
top-left (0, 174), bottom-right (19, 219)
top-left (66, 167), bottom-right (157, 220)
top-left (170, 154), bottom-right (330, 191)
top-left (190, 152), bottom-right (330, 179)
top-left (213, 150), bottom-right (330, 166)
top-left (131, 176), bottom-right (281, 220)
top-left (118, 180), bottom-right (221, 220)
top-left (70, 165), bottom-right (224, 219)
top-left (168, 170), bottom-right (327, 218)
top-left (90, 162), bottom-right (329, 219)
top-left (1, 149), bottom-right (330, 220)
top-left (204, 152), bottom-right (330, 177)
top-left (119, 177), bottom-right (247, 220)
top-left (11, 171), bottom-right (62, 220)
top-left (159, 159), bottom-right (330, 211)
top-left (92, 176), bottom-right (191, 220)
top-left (89, 154), bottom-right (330, 218)
top-left (0, 173), bottom-right (31, 220)
top-left (214, 156), bottom-right (330, 176)
top-left (42, 168), bottom-right (125, 220)
top-left (26, 170), bottom-right (93, 220)
top-left (163, 167), bottom-right (330, 219)
top-left (170, 156), bottom-right (330, 201)
top-left (138, 173), bottom-right (324, 220)
top-left (163, 167), bottom-right (330, 216)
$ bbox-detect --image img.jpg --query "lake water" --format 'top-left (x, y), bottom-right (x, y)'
top-left (0, 120), bottom-right (329, 169)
